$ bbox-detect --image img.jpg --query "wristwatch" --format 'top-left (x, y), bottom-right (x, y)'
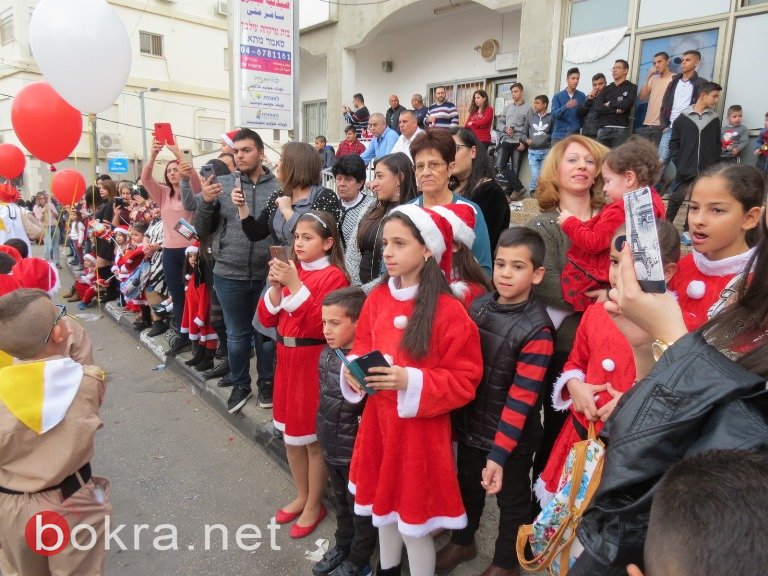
top-left (652, 339), bottom-right (672, 361)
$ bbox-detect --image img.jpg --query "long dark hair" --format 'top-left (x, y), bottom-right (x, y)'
top-left (356, 152), bottom-right (416, 249)
top-left (294, 210), bottom-right (350, 282)
top-left (702, 176), bottom-right (768, 377)
top-left (453, 243), bottom-right (492, 291)
top-left (450, 128), bottom-right (496, 199)
top-left (468, 89), bottom-right (489, 115)
top-left (381, 211), bottom-right (453, 360)
top-left (164, 160), bottom-right (179, 197)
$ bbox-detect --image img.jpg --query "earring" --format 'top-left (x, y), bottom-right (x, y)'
top-left (424, 255), bottom-right (429, 262)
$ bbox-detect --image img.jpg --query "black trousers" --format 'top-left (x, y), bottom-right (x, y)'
top-left (666, 177), bottom-right (694, 232)
top-left (634, 124), bottom-right (662, 147)
top-left (326, 463), bottom-right (377, 567)
top-left (596, 127), bottom-right (629, 149)
top-left (451, 442), bottom-right (533, 570)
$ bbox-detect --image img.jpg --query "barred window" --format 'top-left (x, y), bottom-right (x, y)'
top-left (1, 10), bottom-right (15, 45)
top-left (139, 31), bottom-right (164, 57)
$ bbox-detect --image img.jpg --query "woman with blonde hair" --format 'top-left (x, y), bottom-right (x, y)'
top-left (525, 134), bottom-right (609, 499)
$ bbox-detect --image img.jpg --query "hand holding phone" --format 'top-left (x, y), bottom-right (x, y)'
top-left (231, 188), bottom-right (245, 207)
top-left (269, 245), bottom-right (289, 263)
top-left (200, 164), bottom-right (217, 184)
top-left (336, 349), bottom-right (378, 395)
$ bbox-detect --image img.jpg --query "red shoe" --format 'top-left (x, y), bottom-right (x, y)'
top-left (289, 507), bottom-right (327, 539)
top-left (275, 507), bottom-right (303, 524)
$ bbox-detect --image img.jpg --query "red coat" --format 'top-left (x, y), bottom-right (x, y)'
top-left (257, 259), bottom-right (349, 446)
top-left (181, 273), bottom-right (216, 346)
top-left (465, 106), bottom-right (494, 144)
top-left (341, 278), bottom-right (483, 536)
top-left (537, 303), bottom-right (636, 503)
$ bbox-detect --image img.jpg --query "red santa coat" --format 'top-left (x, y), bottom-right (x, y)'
top-left (667, 248), bottom-right (754, 331)
top-left (181, 272), bottom-right (216, 346)
top-left (116, 248), bottom-right (146, 307)
top-left (537, 303), bottom-right (636, 504)
top-left (340, 278), bottom-right (483, 537)
top-left (257, 257), bottom-right (349, 446)
top-left (451, 280), bottom-right (487, 310)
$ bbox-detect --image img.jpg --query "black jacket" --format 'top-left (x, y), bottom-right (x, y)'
top-left (659, 72), bottom-right (707, 130)
top-left (669, 107), bottom-right (721, 182)
top-left (386, 105), bottom-right (406, 134)
top-left (573, 332), bottom-right (768, 575)
top-left (458, 293), bottom-right (553, 454)
top-left (578, 96), bottom-right (601, 137)
top-left (593, 80), bottom-right (637, 129)
top-left (316, 346), bottom-right (366, 467)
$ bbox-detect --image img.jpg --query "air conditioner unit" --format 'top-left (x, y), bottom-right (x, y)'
top-left (214, 1), bottom-right (228, 16)
top-left (199, 139), bottom-right (216, 152)
top-left (98, 133), bottom-right (121, 151)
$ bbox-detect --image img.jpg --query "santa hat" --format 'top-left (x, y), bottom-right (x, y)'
top-left (430, 204), bottom-right (476, 249)
top-left (0, 245), bottom-right (21, 264)
top-left (83, 253), bottom-right (97, 264)
top-left (389, 205), bottom-right (453, 278)
top-left (11, 257), bottom-right (60, 296)
top-left (185, 241), bottom-right (200, 255)
top-left (113, 227), bottom-right (129, 236)
top-left (0, 183), bottom-right (20, 203)
top-left (221, 130), bottom-right (239, 148)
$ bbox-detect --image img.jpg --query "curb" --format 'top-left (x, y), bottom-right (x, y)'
top-left (101, 301), bottom-right (290, 474)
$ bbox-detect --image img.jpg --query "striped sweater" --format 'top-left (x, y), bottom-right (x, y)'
top-left (427, 101), bottom-right (459, 127)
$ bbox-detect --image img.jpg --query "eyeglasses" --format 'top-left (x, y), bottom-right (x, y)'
top-left (455, 144), bottom-right (473, 153)
top-left (414, 161), bottom-right (447, 173)
top-left (44, 305), bottom-right (67, 344)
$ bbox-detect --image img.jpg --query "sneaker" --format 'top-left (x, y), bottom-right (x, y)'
top-left (216, 373), bottom-right (234, 388)
top-left (227, 387), bottom-right (251, 413)
top-left (312, 544), bottom-right (348, 576)
top-left (77, 301), bottom-right (90, 310)
top-left (681, 231), bottom-right (692, 246)
top-left (257, 382), bottom-right (273, 408)
top-left (202, 359), bottom-right (230, 380)
top-left (329, 561), bottom-right (372, 576)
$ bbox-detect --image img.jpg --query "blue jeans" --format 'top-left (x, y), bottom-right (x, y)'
top-left (527, 148), bottom-right (549, 191)
top-left (162, 247), bottom-right (187, 330)
top-left (43, 226), bottom-right (60, 264)
top-left (658, 128), bottom-right (672, 165)
top-left (213, 274), bottom-right (275, 391)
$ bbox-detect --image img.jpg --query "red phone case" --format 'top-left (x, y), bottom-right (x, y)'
top-left (154, 123), bottom-right (175, 145)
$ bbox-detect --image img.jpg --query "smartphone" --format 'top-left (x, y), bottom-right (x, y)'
top-left (269, 245), bottom-right (289, 263)
top-left (154, 122), bottom-right (175, 146)
top-left (181, 149), bottom-right (193, 164)
top-left (624, 186), bottom-right (666, 293)
top-left (335, 349), bottom-right (376, 395)
top-left (233, 170), bottom-right (242, 190)
top-left (354, 350), bottom-right (390, 379)
top-left (200, 164), bottom-right (217, 184)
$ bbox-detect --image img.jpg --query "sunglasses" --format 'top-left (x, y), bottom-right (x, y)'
top-left (43, 305), bottom-right (67, 344)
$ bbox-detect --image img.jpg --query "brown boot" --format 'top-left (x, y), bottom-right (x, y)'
top-left (474, 564), bottom-right (520, 576)
top-left (67, 293), bottom-right (81, 302)
top-left (435, 541), bottom-right (477, 574)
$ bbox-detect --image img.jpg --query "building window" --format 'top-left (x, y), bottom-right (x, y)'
top-left (302, 100), bottom-right (327, 144)
top-left (569, 0), bottom-right (630, 36)
top-left (223, 47), bottom-right (229, 71)
top-left (139, 31), bottom-right (164, 57)
top-left (744, 0), bottom-right (768, 4)
top-left (0, 10), bottom-right (15, 45)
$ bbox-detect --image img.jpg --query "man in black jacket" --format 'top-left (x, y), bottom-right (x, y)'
top-left (667, 82), bottom-right (722, 237)
top-left (594, 60), bottom-right (636, 148)
top-left (578, 73), bottom-right (607, 138)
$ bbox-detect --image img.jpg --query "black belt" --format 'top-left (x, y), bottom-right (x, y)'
top-left (276, 334), bottom-right (325, 348)
top-left (0, 463), bottom-right (92, 501)
top-left (571, 414), bottom-right (589, 441)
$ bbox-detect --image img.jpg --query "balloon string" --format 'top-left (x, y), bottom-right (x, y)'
top-left (87, 114), bottom-right (102, 318)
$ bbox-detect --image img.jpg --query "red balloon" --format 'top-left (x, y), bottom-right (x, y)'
top-left (0, 143), bottom-right (26, 179)
top-left (11, 82), bottom-right (82, 166)
top-left (51, 169), bottom-right (86, 206)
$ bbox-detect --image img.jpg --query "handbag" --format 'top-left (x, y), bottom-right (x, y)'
top-left (516, 422), bottom-right (605, 576)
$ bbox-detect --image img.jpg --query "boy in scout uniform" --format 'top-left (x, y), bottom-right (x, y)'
top-left (0, 288), bottom-right (110, 576)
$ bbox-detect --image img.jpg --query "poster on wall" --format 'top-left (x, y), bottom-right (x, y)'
top-left (236, 0), bottom-right (295, 130)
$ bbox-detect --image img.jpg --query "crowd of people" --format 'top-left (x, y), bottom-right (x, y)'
top-left (1, 50), bottom-right (767, 576)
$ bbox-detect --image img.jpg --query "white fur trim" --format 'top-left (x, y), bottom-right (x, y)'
top-left (282, 431), bottom-right (318, 446)
top-left (185, 245), bottom-right (199, 254)
top-left (387, 277), bottom-right (418, 301)
top-left (450, 280), bottom-right (470, 298)
top-left (371, 510), bottom-right (468, 537)
top-left (83, 254), bottom-right (96, 263)
top-left (692, 247), bottom-right (754, 276)
top-left (299, 255), bottom-right (330, 271)
top-left (601, 358), bottom-right (615, 372)
top-left (552, 369), bottom-right (585, 412)
top-left (282, 284), bottom-right (310, 313)
top-left (47, 265), bottom-right (60, 296)
top-left (262, 288), bottom-right (282, 315)
top-left (348, 480), bottom-right (357, 495)
top-left (180, 327), bottom-right (190, 334)
top-left (273, 419), bottom-right (285, 432)
top-left (534, 476), bottom-right (555, 508)
top-left (113, 227), bottom-right (129, 236)
top-left (188, 332), bottom-right (199, 341)
top-left (193, 317), bottom-right (205, 327)
top-left (199, 333), bottom-right (218, 342)
top-left (390, 204), bottom-right (446, 262)
top-left (397, 367), bottom-right (424, 418)
top-left (393, 315), bottom-right (408, 329)
top-left (339, 354), bottom-right (365, 404)
top-left (686, 280), bottom-right (706, 299)
top-left (431, 205), bottom-right (475, 248)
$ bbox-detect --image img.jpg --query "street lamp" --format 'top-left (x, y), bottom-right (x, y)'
top-left (139, 87), bottom-right (159, 164)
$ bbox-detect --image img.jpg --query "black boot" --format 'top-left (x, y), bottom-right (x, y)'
top-left (166, 333), bottom-right (191, 356)
top-left (201, 358), bottom-right (229, 380)
top-left (376, 564), bottom-right (401, 576)
top-left (133, 306), bottom-right (152, 331)
top-left (147, 319), bottom-right (168, 338)
top-left (184, 342), bottom-right (205, 366)
top-left (194, 347), bottom-right (216, 372)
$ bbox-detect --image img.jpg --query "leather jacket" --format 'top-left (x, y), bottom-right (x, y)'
top-left (572, 332), bottom-right (768, 575)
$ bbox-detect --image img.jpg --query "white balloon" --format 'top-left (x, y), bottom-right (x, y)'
top-left (30, 0), bottom-right (132, 113)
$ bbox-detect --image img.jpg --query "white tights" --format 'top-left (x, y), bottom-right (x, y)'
top-left (378, 523), bottom-right (436, 576)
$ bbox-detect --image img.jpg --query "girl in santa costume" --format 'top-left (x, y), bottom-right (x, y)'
top-left (340, 205), bottom-right (483, 576)
top-left (257, 210), bottom-right (349, 539)
top-left (179, 243), bottom-right (217, 371)
top-left (63, 253), bottom-right (97, 303)
top-left (557, 137), bottom-right (666, 311)
top-left (431, 204), bottom-right (491, 310)
top-left (537, 220), bottom-right (682, 506)
top-left (668, 163), bottom-right (763, 331)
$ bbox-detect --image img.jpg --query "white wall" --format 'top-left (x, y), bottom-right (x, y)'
top-left (299, 51), bottom-right (329, 103)
top-left (725, 12), bottom-right (768, 132)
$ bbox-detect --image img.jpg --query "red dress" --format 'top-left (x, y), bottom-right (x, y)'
top-left (257, 257), bottom-right (349, 446)
top-left (667, 248), bottom-right (754, 331)
top-left (341, 278), bottom-right (483, 537)
top-left (181, 269), bottom-right (217, 349)
top-left (536, 304), bottom-right (635, 505)
top-left (451, 280), bottom-right (487, 310)
top-left (561, 190), bottom-right (665, 311)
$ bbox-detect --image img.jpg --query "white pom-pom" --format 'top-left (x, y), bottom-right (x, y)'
top-left (686, 280), bottom-right (706, 299)
top-left (393, 315), bottom-right (408, 329)
top-left (601, 358), bottom-right (615, 372)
